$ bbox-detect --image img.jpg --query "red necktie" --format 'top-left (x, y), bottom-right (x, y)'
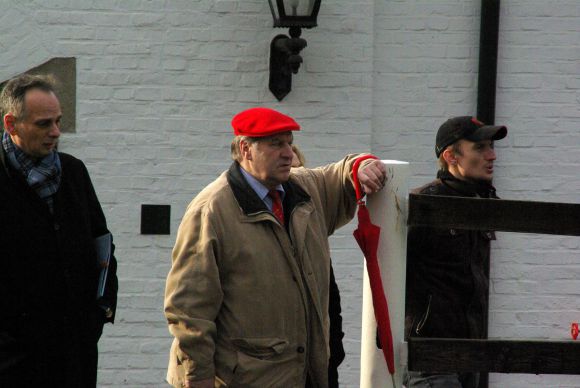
top-left (268, 189), bottom-right (284, 225)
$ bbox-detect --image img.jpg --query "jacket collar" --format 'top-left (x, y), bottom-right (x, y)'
top-left (0, 144), bottom-right (9, 176)
top-left (226, 162), bottom-right (310, 217)
top-left (0, 145), bottom-right (57, 218)
top-left (437, 169), bottom-right (498, 199)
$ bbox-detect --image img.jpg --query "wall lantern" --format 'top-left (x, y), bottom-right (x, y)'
top-left (268, 0), bottom-right (321, 101)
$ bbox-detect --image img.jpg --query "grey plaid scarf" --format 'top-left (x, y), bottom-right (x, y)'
top-left (2, 131), bottom-right (61, 212)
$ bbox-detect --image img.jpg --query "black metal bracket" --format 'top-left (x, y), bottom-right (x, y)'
top-left (269, 27), bottom-right (307, 101)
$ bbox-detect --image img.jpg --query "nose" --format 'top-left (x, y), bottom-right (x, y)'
top-left (281, 143), bottom-right (293, 159)
top-left (486, 147), bottom-right (496, 161)
top-left (49, 122), bottom-right (61, 138)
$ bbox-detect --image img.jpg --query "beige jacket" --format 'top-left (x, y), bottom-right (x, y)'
top-left (165, 155), bottom-right (362, 388)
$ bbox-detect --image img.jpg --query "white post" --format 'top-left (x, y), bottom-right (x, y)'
top-left (360, 160), bottom-right (409, 388)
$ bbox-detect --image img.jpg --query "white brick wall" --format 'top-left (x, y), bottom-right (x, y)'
top-left (1, 1), bottom-right (578, 386)
top-left (489, 2), bottom-right (580, 386)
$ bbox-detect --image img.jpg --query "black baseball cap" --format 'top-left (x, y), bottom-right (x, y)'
top-left (435, 116), bottom-right (507, 157)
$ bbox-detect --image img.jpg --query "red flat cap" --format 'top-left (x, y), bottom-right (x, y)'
top-left (231, 107), bottom-right (300, 137)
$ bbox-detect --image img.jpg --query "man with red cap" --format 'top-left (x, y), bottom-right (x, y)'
top-left (404, 116), bottom-right (507, 388)
top-left (165, 107), bottom-right (387, 388)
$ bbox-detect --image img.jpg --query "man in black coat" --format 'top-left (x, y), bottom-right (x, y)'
top-left (0, 74), bottom-right (118, 387)
top-left (404, 116), bottom-right (507, 388)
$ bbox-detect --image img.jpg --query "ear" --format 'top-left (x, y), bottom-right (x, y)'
top-left (3, 113), bottom-right (16, 135)
top-left (240, 139), bottom-right (253, 161)
top-left (442, 147), bottom-right (457, 166)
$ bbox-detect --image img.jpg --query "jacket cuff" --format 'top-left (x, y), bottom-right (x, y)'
top-left (351, 154), bottom-right (379, 201)
top-left (183, 358), bottom-right (215, 381)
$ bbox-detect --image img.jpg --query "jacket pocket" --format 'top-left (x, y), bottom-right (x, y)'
top-left (415, 295), bottom-right (432, 336)
top-left (230, 337), bottom-right (288, 359)
top-left (229, 338), bottom-right (294, 388)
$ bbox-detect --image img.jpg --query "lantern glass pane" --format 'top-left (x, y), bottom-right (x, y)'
top-left (269, 0), bottom-right (280, 21)
top-left (283, 0), bottom-right (315, 17)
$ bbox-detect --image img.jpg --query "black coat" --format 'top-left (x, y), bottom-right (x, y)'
top-left (328, 265), bottom-right (345, 388)
top-left (0, 150), bottom-right (118, 387)
top-left (405, 170), bottom-right (497, 340)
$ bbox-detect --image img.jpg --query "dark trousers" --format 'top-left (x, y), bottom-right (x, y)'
top-left (306, 373), bottom-right (314, 388)
top-left (0, 338), bottom-right (98, 387)
top-left (404, 371), bottom-right (479, 388)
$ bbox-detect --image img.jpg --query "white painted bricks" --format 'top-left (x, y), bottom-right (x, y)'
top-left (1, 1), bottom-right (578, 386)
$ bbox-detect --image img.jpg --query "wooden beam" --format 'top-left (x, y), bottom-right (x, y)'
top-left (408, 338), bottom-right (580, 375)
top-left (408, 194), bottom-right (580, 236)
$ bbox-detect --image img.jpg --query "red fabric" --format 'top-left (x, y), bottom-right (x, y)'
top-left (352, 155), bottom-right (379, 203)
top-left (268, 189), bottom-right (284, 225)
top-left (231, 107), bottom-right (300, 137)
top-left (352, 155), bottom-right (395, 376)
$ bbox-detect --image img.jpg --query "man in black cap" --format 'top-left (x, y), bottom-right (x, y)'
top-left (404, 116), bottom-right (507, 388)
